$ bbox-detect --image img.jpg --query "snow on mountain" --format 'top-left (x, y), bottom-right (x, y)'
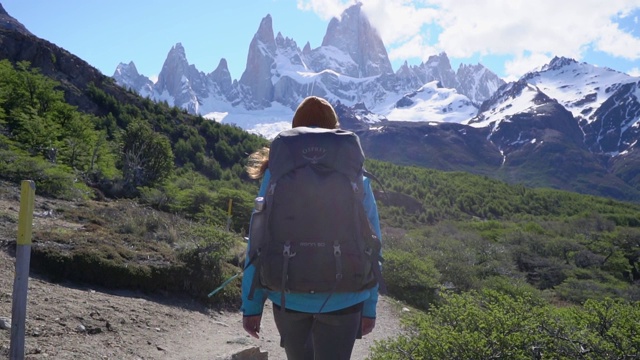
top-left (465, 79), bottom-right (541, 129)
top-left (457, 63), bottom-right (505, 105)
top-left (466, 57), bottom-right (640, 158)
top-left (154, 42), bottom-right (211, 114)
top-left (381, 81), bottom-right (477, 123)
top-left (113, 61), bottom-right (154, 98)
top-left (113, 4), bottom-right (507, 137)
top-left (523, 57), bottom-right (635, 124)
top-left (583, 79), bottom-right (640, 155)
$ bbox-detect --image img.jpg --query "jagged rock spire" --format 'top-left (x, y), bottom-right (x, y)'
top-left (321, 3), bottom-right (393, 77)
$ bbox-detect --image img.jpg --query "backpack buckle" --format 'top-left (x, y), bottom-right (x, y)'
top-left (283, 243), bottom-right (296, 258)
top-left (333, 243), bottom-right (342, 256)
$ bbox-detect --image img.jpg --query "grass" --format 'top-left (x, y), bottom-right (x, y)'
top-left (0, 189), bottom-right (246, 308)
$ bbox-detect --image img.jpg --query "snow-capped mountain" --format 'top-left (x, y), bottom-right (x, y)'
top-left (110, 2), bottom-right (640, 199)
top-left (114, 3), bottom-right (503, 135)
top-left (113, 61), bottom-right (153, 98)
top-left (3, 1), bottom-right (640, 202)
top-left (353, 56), bottom-right (640, 201)
top-left (523, 57), bottom-right (640, 156)
top-left (469, 56), bottom-right (640, 158)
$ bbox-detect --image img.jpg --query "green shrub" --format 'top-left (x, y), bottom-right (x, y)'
top-left (0, 150), bottom-right (89, 200)
top-left (382, 249), bottom-right (441, 310)
top-left (555, 277), bottom-right (633, 303)
top-left (177, 225), bottom-right (240, 305)
top-left (369, 290), bottom-right (640, 360)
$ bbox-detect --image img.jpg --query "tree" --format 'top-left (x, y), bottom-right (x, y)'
top-left (119, 120), bottom-right (174, 193)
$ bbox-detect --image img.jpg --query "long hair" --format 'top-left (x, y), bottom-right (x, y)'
top-left (245, 96), bottom-right (340, 179)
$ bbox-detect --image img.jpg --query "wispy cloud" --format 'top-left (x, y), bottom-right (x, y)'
top-left (297, 0), bottom-right (640, 78)
top-left (504, 53), bottom-right (552, 82)
top-left (296, 0), bottom-right (347, 20)
top-left (629, 67), bottom-right (640, 77)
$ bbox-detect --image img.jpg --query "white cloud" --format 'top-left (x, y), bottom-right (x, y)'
top-left (596, 23), bottom-right (640, 59)
top-left (429, 0), bottom-right (640, 58)
top-left (298, 0), bottom-right (640, 78)
top-left (387, 34), bottom-right (438, 63)
top-left (504, 53), bottom-right (552, 82)
top-left (359, 1), bottom-right (439, 45)
top-left (629, 67), bottom-right (640, 77)
top-left (296, 0), bottom-right (349, 20)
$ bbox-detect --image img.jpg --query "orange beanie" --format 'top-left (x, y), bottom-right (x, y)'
top-left (291, 96), bottom-right (340, 129)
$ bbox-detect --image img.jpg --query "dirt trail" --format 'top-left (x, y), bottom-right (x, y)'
top-left (0, 248), bottom-right (405, 359)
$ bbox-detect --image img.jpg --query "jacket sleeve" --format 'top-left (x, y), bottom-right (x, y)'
top-left (240, 170), bottom-right (271, 316)
top-left (362, 176), bottom-right (382, 318)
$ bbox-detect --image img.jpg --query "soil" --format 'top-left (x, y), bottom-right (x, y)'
top-left (0, 184), bottom-right (406, 360)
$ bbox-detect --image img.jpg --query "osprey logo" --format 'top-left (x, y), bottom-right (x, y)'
top-left (299, 242), bottom-right (327, 247)
top-left (302, 146), bottom-right (327, 164)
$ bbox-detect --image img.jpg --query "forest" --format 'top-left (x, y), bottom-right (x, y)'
top-left (1, 60), bottom-right (639, 359)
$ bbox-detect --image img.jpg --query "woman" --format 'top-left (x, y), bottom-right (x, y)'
top-left (241, 96), bottom-right (382, 360)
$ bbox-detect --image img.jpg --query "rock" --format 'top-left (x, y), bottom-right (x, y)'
top-left (76, 324), bottom-right (86, 333)
top-left (231, 347), bottom-right (268, 360)
top-left (0, 317), bottom-right (10, 330)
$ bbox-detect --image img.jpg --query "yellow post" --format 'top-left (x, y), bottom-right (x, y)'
top-left (17, 181), bottom-right (35, 245)
top-left (10, 180), bottom-right (35, 360)
top-left (226, 199), bottom-right (233, 231)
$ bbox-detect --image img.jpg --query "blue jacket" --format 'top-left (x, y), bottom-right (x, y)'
top-left (241, 169), bottom-right (382, 318)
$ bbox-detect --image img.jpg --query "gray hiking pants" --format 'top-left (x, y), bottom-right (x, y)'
top-left (273, 303), bottom-right (363, 360)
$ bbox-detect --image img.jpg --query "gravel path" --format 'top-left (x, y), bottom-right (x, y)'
top-left (0, 249), bottom-right (405, 359)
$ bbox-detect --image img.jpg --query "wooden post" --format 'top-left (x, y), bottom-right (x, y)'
top-left (10, 180), bottom-right (35, 360)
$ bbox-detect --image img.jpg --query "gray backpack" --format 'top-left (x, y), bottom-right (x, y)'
top-left (247, 127), bottom-right (382, 302)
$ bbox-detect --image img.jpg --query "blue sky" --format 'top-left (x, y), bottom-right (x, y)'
top-left (3, 0), bottom-right (640, 82)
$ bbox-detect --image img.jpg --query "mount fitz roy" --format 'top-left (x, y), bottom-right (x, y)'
top-left (1, 2), bottom-right (639, 202)
top-left (113, 3), bottom-right (640, 201)
top-left (114, 3), bottom-right (504, 135)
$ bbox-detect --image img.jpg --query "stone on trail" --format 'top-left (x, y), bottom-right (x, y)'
top-left (231, 346), bottom-right (268, 360)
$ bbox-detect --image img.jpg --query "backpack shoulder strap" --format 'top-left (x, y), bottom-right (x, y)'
top-left (363, 169), bottom-right (388, 201)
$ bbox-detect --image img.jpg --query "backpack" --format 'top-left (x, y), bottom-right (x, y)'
top-left (247, 127), bottom-right (383, 302)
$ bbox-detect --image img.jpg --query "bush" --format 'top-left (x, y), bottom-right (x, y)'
top-left (177, 225), bottom-right (241, 305)
top-left (0, 150), bottom-right (89, 200)
top-left (382, 249), bottom-right (441, 310)
top-left (369, 290), bottom-right (640, 360)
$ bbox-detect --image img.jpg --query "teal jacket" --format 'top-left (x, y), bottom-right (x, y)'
top-left (241, 169), bottom-right (382, 318)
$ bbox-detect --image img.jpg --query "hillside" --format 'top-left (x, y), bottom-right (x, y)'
top-left (0, 181), bottom-right (404, 359)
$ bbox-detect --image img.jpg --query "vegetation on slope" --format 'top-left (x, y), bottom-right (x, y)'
top-left (1, 60), bottom-right (639, 358)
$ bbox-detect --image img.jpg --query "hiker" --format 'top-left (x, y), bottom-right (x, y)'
top-left (241, 96), bottom-right (383, 360)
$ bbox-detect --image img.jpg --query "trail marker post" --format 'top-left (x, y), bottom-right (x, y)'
top-left (10, 180), bottom-right (35, 360)
top-left (226, 198), bottom-right (233, 231)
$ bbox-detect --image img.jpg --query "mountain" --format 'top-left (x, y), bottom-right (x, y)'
top-left (2, 4), bottom-right (640, 203)
top-left (114, 3), bottom-right (503, 133)
top-left (113, 61), bottom-right (154, 98)
top-left (522, 57), bottom-right (640, 156)
top-left (356, 59), bottom-right (640, 201)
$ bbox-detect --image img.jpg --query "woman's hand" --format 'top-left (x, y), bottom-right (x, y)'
top-left (243, 315), bottom-right (262, 339)
top-left (361, 317), bottom-right (376, 336)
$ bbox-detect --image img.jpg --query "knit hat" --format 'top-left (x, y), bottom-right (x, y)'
top-left (291, 96), bottom-right (340, 129)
